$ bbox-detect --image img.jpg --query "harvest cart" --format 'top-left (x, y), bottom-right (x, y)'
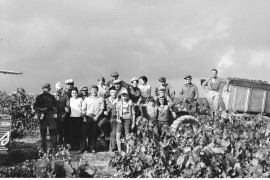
top-left (221, 78), bottom-right (270, 117)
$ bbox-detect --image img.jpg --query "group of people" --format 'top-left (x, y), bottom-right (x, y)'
top-left (33, 69), bottom-right (228, 153)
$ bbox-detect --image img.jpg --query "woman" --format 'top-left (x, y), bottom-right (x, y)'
top-left (69, 87), bottom-right (83, 150)
top-left (97, 77), bottom-right (109, 99)
top-left (116, 89), bottom-right (135, 152)
top-left (138, 76), bottom-right (151, 117)
top-left (138, 76), bottom-right (151, 104)
top-left (156, 95), bottom-right (176, 136)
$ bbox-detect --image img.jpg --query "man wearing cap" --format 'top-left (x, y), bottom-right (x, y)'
top-left (79, 85), bottom-right (104, 153)
top-left (33, 83), bottom-right (58, 152)
top-left (106, 72), bottom-right (129, 89)
top-left (54, 82), bottom-right (70, 145)
top-left (64, 79), bottom-right (74, 99)
top-left (155, 77), bottom-right (175, 104)
top-left (79, 85), bottom-right (90, 100)
top-left (155, 86), bottom-right (174, 106)
top-left (113, 79), bottom-right (128, 99)
top-left (179, 75), bottom-right (199, 116)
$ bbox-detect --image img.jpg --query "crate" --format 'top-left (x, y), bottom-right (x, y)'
top-left (222, 79), bottom-right (270, 114)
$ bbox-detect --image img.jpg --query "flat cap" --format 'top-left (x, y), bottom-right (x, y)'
top-left (110, 72), bottom-right (119, 77)
top-left (113, 79), bottom-right (121, 84)
top-left (42, 83), bottom-right (51, 89)
top-left (158, 86), bottom-right (166, 91)
top-left (65, 79), bottom-right (74, 84)
top-left (80, 85), bottom-right (88, 91)
top-left (131, 77), bottom-right (139, 83)
top-left (184, 75), bottom-right (192, 80)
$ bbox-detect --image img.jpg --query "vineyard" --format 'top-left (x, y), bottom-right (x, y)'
top-left (1, 89), bottom-right (270, 177)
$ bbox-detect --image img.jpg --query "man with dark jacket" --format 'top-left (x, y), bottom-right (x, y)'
top-left (33, 83), bottom-right (58, 152)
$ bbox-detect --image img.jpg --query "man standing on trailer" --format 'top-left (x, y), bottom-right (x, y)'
top-left (202, 69), bottom-right (228, 117)
top-left (179, 75), bottom-right (199, 116)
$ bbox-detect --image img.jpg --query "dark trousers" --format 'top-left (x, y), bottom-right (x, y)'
top-left (109, 118), bottom-right (117, 152)
top-left (157, 121), bottom-right (169, 136)
top-left (39, 111), bottom-right (57, 151)
top-left (64, 116), bottom-right (70, 144)
top-left (57, 118), bottom-right (65, 145)
top-left (80, 116), bottom-right (98, 151)
top-left (69, 117), bottom-right (83, 149)
top-left (40, 129), bottom-right (57, 151)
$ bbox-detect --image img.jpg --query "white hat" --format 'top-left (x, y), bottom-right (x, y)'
top-left (65, 79), bottom-right (74, 84)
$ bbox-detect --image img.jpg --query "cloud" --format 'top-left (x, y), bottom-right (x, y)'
top-left (1, 0), bottom-right (270, 96)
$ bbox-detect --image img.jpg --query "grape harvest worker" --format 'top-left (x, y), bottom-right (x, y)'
top-left (179, 75), bottom-right (199, 116)
top-left (155, 77), bottom-right (175, 105)
top-left (33, 83), bottom-right (58, 153)
top-left (202, 69), bottom-right (228, 117)
top-left (106, 72), bottom-right (130, 89)
top-left (79, 85), bottom-right (104, 153)
top-left (79, 85), bottom-right (90, 100)
top-left (54, 82), bottom-right (70, 145)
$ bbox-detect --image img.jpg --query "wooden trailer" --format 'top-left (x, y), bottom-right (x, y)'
top-left (221, 79), bottom-right (270, 117)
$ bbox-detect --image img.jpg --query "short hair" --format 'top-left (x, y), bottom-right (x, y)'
top-left (71, 87), bottom-right (78, 93)
top-left (147, 96), bottom-right (155, 102)
top-left (98, 77), bottom-right (105, 82)
top-left (159, 77), bottom-right (166, 83)
top-left (109, 86), bottom-right (116, 91)
top-left (156, 97), bottom-right (168, 106)
top-left (91, 85), bottom-right (99, 91)
top-left (211, 69), bottom-right (218, 73)
top-left (139, 76), bottom-right (148, 83)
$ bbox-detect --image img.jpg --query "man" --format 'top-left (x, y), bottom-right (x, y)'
top-left (155, 86), bottom-right (174, 106)
top-left (79, 85), bottom-right (104, 153)
top-left (113, 79), bottom-right (128, 99)
top-left (106, 72), bottom-right (129, 88)
top-left (63, 79), bottom-right (75, 145)
top-left (155, 77), bottom-right (175, 104)
top-left (202, 69), bottom-right (228, 117)
top-left (33, 83), bottom-right (57, 153)
top-left (103, 86), bottom-right (118, 152)
top-left (64, 79), bottom-right (74, 98)
top-left (54, 82), bottom-right (70, 145)
top-left (179, 75), bottom-right (199, 116)
top-left (79, 85), bottom-right (90, 100)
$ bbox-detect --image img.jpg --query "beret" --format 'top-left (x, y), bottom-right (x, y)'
top-left (42, 83), bottom-right (51, 89)
top-left (159, 77), bottom-right (166, 82)
top-left (80, 85), bottom-right (88, 91)
top-left (113, 79), bottom-right (121, 84)
top-left (120, 89), bottom-right (128, 95)
top-left (158, 86), bottom-right (166, 91)
top-left (65, 79), bottom-right (74, 84)
top-left (184, 75), bottom-right (192, 80)
top-left (110, 72), bottom-right (119, 77)
top-left (131, 77), bottom-right (139, 83)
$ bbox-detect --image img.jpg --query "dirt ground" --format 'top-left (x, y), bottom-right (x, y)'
top-left (0, 137), bottom-right (119, 177)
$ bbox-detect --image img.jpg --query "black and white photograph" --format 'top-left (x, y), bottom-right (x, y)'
top-left (1, 0), bottom-right (270, 178)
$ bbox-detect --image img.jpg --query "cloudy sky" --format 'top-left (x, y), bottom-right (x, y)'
top-left (1, 0), bottom-right (270, 97)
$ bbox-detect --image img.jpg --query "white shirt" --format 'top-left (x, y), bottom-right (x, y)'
top-left (70, 97), bottom-right (83, 117)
